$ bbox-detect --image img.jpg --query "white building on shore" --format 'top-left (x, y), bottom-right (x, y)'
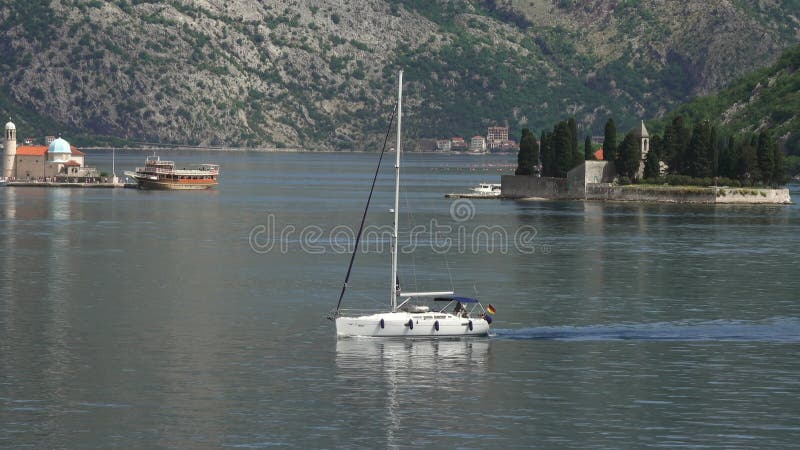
top-left (469, 135), bottom-right (487, 153)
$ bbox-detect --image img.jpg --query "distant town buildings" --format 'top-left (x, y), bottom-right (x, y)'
top-left (470, 136), bottom-right (487, 153)
top-left (3, 119), bottom-right (100, 181)
top-left (450, 137), bottom-right (467, 152)
top-left (435, 125), bottom-right (518, 153)
top-left (486, 126), bottom-right (507, 149)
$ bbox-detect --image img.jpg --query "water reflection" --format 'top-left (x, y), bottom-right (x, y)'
top-left (335, 339), bottom-right (490, 448)
top-left (0, 187), bottom-right (78, 443)
top-left (42, 189), bottom-right (75, 407)
top-left (1, 188), bottom-right (18, 304)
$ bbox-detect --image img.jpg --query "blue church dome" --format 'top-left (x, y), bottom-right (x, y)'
top-left (48, 137), bottom-right (72, 154)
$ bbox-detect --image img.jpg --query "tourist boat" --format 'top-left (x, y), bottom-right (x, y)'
top-left (0, 177), bottom-right (7, 186)
top-left (124, 155), bottom-right (219, 190)
top-left (330, 71), bottom-right (494, 338)
top-left (471, 182), bottom-right (501, 196)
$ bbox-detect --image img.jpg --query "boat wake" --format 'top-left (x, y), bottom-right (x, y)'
top-left (491, 317), bottom-right (800, 342)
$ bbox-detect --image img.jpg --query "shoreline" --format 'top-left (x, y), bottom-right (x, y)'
top-left (77, 147), bottom-right (516, 155)
top-left (502, 173), bottom-right (793, 205)
top-left (4, 181), bottom-right (133, 188)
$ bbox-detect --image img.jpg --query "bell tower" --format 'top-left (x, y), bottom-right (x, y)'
top-left (3, 118), bottom-right (16, 179)
top-left (637, 120), bottom-right (650, 179)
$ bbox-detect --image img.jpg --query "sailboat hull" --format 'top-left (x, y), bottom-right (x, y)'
top-left (336, 312), bottom-right (490, 338)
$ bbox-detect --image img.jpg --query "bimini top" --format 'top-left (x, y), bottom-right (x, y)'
top-left (48, 137), bottom-right (72, 154)
top-left (435, 296), bottom-right (479, 303)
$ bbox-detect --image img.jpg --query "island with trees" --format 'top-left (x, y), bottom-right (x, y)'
top-left (504, 116), bottom-right (792, 204)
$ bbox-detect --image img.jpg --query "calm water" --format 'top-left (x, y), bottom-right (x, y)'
top-left (1, 150), bottom-right (800, 448)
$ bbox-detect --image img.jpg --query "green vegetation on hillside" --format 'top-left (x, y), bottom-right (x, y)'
top-left (651, 45), bottom-right (800, 156)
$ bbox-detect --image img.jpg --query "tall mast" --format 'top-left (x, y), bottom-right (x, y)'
top-left (390, 70), bottom-right (402, 311)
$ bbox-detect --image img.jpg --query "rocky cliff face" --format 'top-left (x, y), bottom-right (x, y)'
top-left (0, 0), bottom-right (797, 149)
top-left (510, 0), bottom-right (796, 94)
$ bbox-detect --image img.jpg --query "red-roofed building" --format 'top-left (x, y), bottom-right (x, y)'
top-left (450, 137), bottom-right (467, 151)
top-left (15, 145), bottom-right (47, 156)
top-left (3, 121), bottom-right (95, 181)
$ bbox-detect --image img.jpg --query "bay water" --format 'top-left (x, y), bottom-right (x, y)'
top-left (1, 150), bottom-right (799, 448)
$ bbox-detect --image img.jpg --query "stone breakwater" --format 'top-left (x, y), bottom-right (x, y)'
top-left (585, 184), bottom-right (792, 204)
top-left (501, 175), bottom-right (792, 204)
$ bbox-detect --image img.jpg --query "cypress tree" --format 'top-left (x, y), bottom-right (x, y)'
top-left (770, 137), bottom-right (785, 185)
top-left (650, 134), bottom-right (662, 162)
top-left (663, 116), bottom-right (689, 174)
top-left (584, 135), bottom-right (593, 160)
top-left (617, 131), bottom-right (640, 180)
top-left (515, 128), bottom-right (539, 175)
top-left (568, 117), bottom-right (579, 166)
top-left (686, 120), bottom-right (714, 178)
top-left (515, 129), bottom-right (531, 175)
top-left (676, 117), bottom-right (691, 173)
top-left (757, 131), bottom-right (774, 184)
top-left (644, 134), bottom-right (662, 180)
top-left (554, 121), bottom-right (572, 177)
top-left (737, 137), bottom-right (760, 183)
top-left (718, 136), bottom-right (738, 179)
top-left (603, 118), bottom-right (617, 162)
top-left (661, 122), bottom-right (675, 173)
top-left (710, 125), bottom-right (719, 178)
top-left (541, 130), bottom-right (554, 177)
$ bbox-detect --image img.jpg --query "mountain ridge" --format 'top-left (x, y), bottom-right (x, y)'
top-left (0, 0), bottom-right (798, 149)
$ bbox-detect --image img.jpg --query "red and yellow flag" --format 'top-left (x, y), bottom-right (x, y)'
top-left (486, 304), bottom-right (497, 315)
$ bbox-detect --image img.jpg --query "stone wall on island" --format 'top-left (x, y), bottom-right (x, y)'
top-left (501, 161), bottom-right (617, 200)
top-left (712, 187), bottom-right (792, 204)
top-left (502, 173), bottom-right (792, 205)
top-left (586, 184), bottom-right (792, 204)
top-left (500, 175), bottom-right (573, 199)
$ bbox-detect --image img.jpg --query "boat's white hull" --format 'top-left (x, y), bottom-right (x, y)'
top-left (336, 311), bottom-right (490, 337)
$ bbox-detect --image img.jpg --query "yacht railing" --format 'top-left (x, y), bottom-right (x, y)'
top-left (135, 166), bottom-right (219, 176)
top-left (332, 308), bottom-right (387, 316)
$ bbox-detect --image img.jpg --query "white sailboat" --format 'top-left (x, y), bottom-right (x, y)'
top-left (331, 71), bottom-right (494, 338)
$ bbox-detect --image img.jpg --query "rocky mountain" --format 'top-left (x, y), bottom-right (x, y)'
top-left (0, 0), bottom-right (798, 149)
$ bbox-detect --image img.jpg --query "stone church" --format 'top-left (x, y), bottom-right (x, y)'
top-left (3, 119), bottom-right (99, 181)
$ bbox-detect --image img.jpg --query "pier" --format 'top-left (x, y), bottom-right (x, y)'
top-left (5, 181), bottom-right (134, 189)
top-left (444, 192), bottom-right (502, 199)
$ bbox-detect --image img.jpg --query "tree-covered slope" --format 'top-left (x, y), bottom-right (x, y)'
top-left (651, 45), bottom-right (800, 155)
top-left (0, 0), bottom-right (797, 149)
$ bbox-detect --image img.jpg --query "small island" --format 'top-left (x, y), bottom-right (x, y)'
top-left (2, 119), bottom-right (121, 187)
top-left (502, 117), bottom-right (792, 205)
